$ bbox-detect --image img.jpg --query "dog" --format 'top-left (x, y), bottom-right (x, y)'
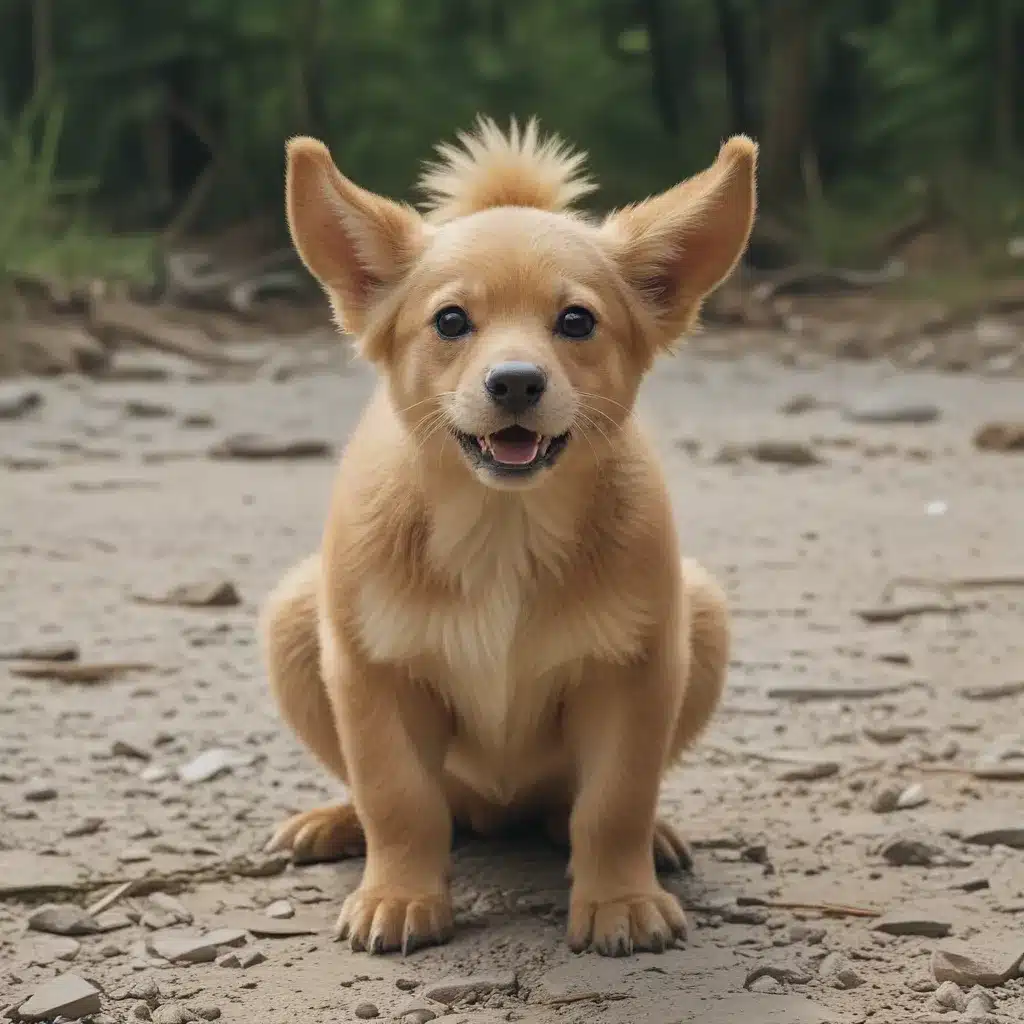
top-left (261, 117), bottom-right (756, 957)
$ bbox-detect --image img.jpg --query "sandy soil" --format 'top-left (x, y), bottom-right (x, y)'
top-left (1, 336), bottom-right (1023, 1024)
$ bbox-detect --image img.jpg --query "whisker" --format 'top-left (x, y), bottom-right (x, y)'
top-left (571, 414), bottom-right (601, 466)
top-left (397, 392), bottom-right (456, 417)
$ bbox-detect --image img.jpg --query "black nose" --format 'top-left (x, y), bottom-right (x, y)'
top-left (483, 361), bottom-right (547, 414)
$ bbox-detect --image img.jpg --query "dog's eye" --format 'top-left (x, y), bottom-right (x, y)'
top-left (555, 306), bottom-right (596, 340)
top-left (434, 305), bottom-right (472, 340)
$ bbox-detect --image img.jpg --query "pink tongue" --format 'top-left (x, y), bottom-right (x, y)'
top-left (488, 436), bottom-right (540, 465)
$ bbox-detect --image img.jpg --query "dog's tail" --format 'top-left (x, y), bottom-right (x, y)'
top-left (417, 115), bottom-right (595, 224)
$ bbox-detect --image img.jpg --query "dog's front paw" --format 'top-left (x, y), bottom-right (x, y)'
top-left (335, 886), bottom-right (453, 955)
top-left (568, 885), bottom-right (688, 956)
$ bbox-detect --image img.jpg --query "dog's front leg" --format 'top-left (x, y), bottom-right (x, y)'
top-left (328, 641), bottom-right (453, 954)
top-left (563, 653), bottom-right (688, 956)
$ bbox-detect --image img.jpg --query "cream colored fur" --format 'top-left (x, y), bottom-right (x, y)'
top-left (262, 117), bottom-right (756, 957)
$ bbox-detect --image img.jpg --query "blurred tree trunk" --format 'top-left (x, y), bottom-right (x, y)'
top-left (760, 0), bottom-right (816, 207)
top-left (31, 0), bottom-right (53, 93)
top-left (641, 0), bottom-right (680, 135)
top-left (991, 0), bottom-right (1015, 162)
top-left (715, 0), bottom-right (751, 136)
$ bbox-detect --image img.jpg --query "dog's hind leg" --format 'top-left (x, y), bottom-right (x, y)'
top-left (261, 553), bottom-right (366, 863)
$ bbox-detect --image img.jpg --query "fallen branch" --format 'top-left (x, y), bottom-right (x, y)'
top-left (9, 661), bottom-right (160, 683)
top-left (856, 602), bottom-right (966, 624)
top-left (541, 992), bottom-right (630, 1006)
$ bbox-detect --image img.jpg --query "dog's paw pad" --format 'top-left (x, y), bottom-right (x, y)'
top-left (568, 888), bottom-right (688, 956)
top-left (335, 888), bottom-right (453, 955)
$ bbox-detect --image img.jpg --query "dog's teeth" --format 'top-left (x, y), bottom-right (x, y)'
top-left (477, 436), bottom-right (489, 452)
top-left (539, 437), bottom-right (551, 456)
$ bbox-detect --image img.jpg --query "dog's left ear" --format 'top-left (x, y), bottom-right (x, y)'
top-left (286, 136), bottom-right (427, 343)
top-left (602, 135), bottom-right (757, 343)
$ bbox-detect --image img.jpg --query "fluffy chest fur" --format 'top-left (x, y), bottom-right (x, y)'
top-left (353, 489), bottom-right (649, 766)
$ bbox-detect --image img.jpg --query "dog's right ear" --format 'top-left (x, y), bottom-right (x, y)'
top-left (286, 137), bottom-right (427, 338)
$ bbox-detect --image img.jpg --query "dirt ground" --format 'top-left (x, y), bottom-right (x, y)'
top-left (2, 333), bottom-right (1023, 1024)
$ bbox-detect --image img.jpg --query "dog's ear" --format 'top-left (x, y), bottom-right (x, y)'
top-left (602, 136), bottom-right (757, 344)
top-left (286, 137), bottom-right (427, 339)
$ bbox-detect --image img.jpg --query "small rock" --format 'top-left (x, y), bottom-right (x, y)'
top-left (124, 400), bottom-right (173, 419)
top-left (964, 989), bottom-right (995, 1017)
top-left (118, 844), bottom-right (152, 863)
top-left (897, 783), bottom-right (929, 810)
top-left (225, 912), bottom-right (318, 937)
top-left (881, 835), bottom-right (943, 867)
top-left (189, 1008), bottom-right (221, 1021)
top-left (147, 894), bottom-right (192, 925)
top-left (112, 739), bottom-right (152, 761)
top-left (177, 748), bottom-right (247, 784)
top-left (962, 827), bottom-right (1024, 849)
top-left (395, 1005), bottom-right (436, 1024)
top-left (777, 760), bottom-right (839, 782)
top-left (0, 642), bottom-right (77, 662)
top-left (842, 396), bottom-right (940, 425)
top-left (64, 817), bottom-right (105, 838)
top-left (240, 950), bottom-right (266, 968)
top-left (748, 976), bottom-right (785, 994)
top-left (25, 936), bottom-right (81, 965)
top-left (745, 963), bottom-right (812, 989)
top-left (788, 924), bottom-right (826, 945)
top-left (146, 931), bottom-right (243, 964)
top-left (122, 979), bottom-right (161, 1005)
top-left (871, 786), bottom-right (901, 814)
top-left (133, 1004), bottom-right (153, 1021)
top-left (151, 1004), bottom-right (196, 1024)
top-left (933, 981), bottom-right (966, 1011)
top-left (958, 680), bottom-right (1024, 701)
top-left (181, 413), bottom-right (214, 428)
top-left (136, 580), bottom-right (241, 609)
top-left (263, 900), bottom-right (294, 920)
top-left (931, 940), bottom-right (1024, 987)
top-left (778, 394), bottom-right (823, 416)
top-left (873, 908), bottom-right (952, 939)
top-left (395, 979), bottom-right (419, 992)
top-left (421, 972), bottom-right (517, 1005)
top-left (974, 421), bottom-right (1024, 453)
top-left (819, 953), bottom-right (864, 990)
top-left (16, 974), bottom-right (101, 1022)
top-left (208, 434), bottom-right (333, 460)
top-left (27, 904), bottom-right (101, 936)
top-left (864, 723), bottom-right (923, 745)
top-left (216, 954), bottom-right (240, 968)
top-left (743, 440), bottom-right (825, 467)
top-left (353, 1005), bottom-right (380, 1020)
top-left (0, 386), bottom-right (42, 420)
top-left (23, 784), bottom-right (57, 803)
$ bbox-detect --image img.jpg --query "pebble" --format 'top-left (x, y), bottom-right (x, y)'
top-left (0, 642), bottom-right (77, 661)
top-left (881, 835), bottom-right (943, 867)
top-left (25, 936), bottom-right (81, 964)
top-left (111, 738), bottom-right (152, 761)
top-left (239, 949), bottom-right (266, 968)
top-left (147, 894), bottom-right (193, 924)
top-left (962, 826), bottom-right (1024, 849)
top-left (933, 981), bottom-right (966, 1011)
top-left (897, 784), bottom-right (929, 810)
top-left (190, 1008), bottom-right (221, 1021)
top-left (15, 974), bottom-right (100, 1021)
top-left (138, 580), bottom-right (242, 609)
top-left (216, 953), bottom-right (241, 968)
top-left (421, 972), bottom-right (517, 1005)
top-left (873, 908), bottom-right (952, 939)
top-left (744, 963), bottom-right (812, 989)
top-left (0, 386), bottom-right (42, 420)
top-left (748, 976), bottom-right (785, 994)
top-left (146, 929), bottom-right (246, 964)
top-left (226, 912), bottom-right (318, 937)
top-left (777, 760), bottom-right (839, 782)
top-left (64, 817), bottom-right (105, 837)
top-left (395, 1005), bottom-right (436, 1023)
top-left (353, 1004), bottom-right (380, 1020)
top-left (123, 979), bottom-right (161, 1005)
top-left (264, 900), bottom-right (294, 920)
top-left (208, 434), bottom-right (333, 460)
top-left (788, 924), bottom-right (826, 945)
top-left (931, 939), bottom-right (1024, 987)
top-left (27, 904), bottom-right (101, 936)
top-left (124, 400), bottom-right (173, 419)
top-left (871, 786), bottom-right (901, 813)
top-left (151, 1004), bottom-right (197, 1024)
top-left (23, 784), bottom-right (57, 803)
top-left (842, 396), bottom-right (941, 424)
top-left (819, 953), bottom-right (864, 990)
top-left (958, 680), bottom-right (1024, 701)
top-left (177, 748), bottom-right (247, 784)
top-left (133, 1005), bottom-right (153, 1021)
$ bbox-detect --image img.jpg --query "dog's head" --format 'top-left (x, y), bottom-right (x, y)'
top-left (286, 118), bottom-right (756, 489)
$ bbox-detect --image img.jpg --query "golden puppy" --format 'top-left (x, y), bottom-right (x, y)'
top-left (262, 118), bottom-right (756, 957)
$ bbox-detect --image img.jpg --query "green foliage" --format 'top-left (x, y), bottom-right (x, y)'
top-left (0, 0), bottom-right (1021, 272)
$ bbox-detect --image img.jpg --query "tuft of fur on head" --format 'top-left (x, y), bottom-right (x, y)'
top-left (417, 115), bottom-right (596, 224)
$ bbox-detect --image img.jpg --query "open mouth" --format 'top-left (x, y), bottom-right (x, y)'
top-left (455, 425), bottom-right (570, 475)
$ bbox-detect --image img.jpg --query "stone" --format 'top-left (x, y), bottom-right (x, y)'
top-left (896, 783), bottom-right (929, 809)
top-left (23, 784), bottom-right (57, 802)
top-left (962, 826), bottom-right (1024, 849)
top-left (421, 972), bottom-right (517, 1005)
top-left (208, 434), bottom-right (333, 460)
top-left (871, 786), bottom-right (901, 814)
top-left (974, 421), bottom-right (1024, 452)
top-left (819, 954), bottom-right (864, 990)
top-left (767, 681), bottom-right (910, 702)
top-left (24, 936), bottom-right (81, 965)
top-left (177, 749), bottom-right (248, 784)
top-left (27, 904), bottom-right (101, 936)
top-left (788, 924), bottom-right (826, 945)
top-left (189, 1008), bottom-right (221, 1021)
top-left (216, 953), bottom-right (240, 968)
top-left (264, 900), bottom-right (294, 919)
top-left (933, 981), bottom-right (966, 1011)
top-left (0, 642), bottom-right (77, 662)
top-left (0, 852), bottom-right (86, 897)
top-left (225, 912), bottom-right (318, 937)
top-left (147, 894), bottom-right (192, 925)
top-left (931, 940), bottom-right (1024, 987)
top-left (748, 976), bottom-right (785, 994)
top-left (0, 386), bottom-right (42, 420)
top-left (353, 1004), bottom-right (380, 1020)
top-left (112, 739), bottom-right (151, 761)
top-left (151, 1004), bottom-right (197, 1024)
top-left (842, 396), bottom-right (940, 425)
top-left (958, 680), bottom-right (1024, 701)
top-left (881, 835), bottom-right (943, 867)
top-left (777, 760), bottom-right (839, 782)
top-left (133, 1005), bottom-right (153, 1021)
top-left (240, 950), bottom-right (266, 968)
top-left (963, 988), bottom-right (995, 1017)
top-left (124, 400), bottom-right (173, 419)
top-left (146, 930), bottom-right (244, 964)
top-left (136, 580), bottom-right (241, 609)
top-left (395, 1005), bottom-right (437, 1024)
top-left (122, 979), bottom-right (161, 1005)
top-left (64, 817), bottom-right (105, 838)
top-left (874, 908), bottom-right (953, 939)
top-left (745, 963), bottom-right (813, 989)
top-left (16, 974), bottom-right (101, 1022)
